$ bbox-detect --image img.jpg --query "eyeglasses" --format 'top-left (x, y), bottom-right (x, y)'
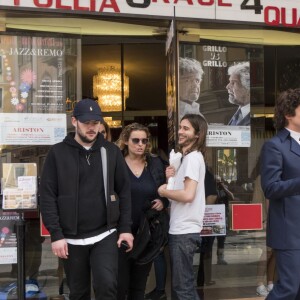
top-left (131, 138), bottom-right (149, 145)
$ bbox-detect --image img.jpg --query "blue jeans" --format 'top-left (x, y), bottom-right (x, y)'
top-left (169, 233), bottom-right (201, 300)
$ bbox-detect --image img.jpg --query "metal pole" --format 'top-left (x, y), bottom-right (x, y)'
top-left (16, 212), bottom-right (25, 300)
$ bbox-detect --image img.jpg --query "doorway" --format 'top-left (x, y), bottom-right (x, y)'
top-left (81, 40), bottom-right (168, 153)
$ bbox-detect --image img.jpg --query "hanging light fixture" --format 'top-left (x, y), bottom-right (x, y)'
top-left (103, 117), bottom-right (122, 128)
top-left (93, 66), bottom-right (129, 112)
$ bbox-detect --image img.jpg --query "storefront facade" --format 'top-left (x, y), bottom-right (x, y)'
top-left (0, 1), bottom-right (300, 299)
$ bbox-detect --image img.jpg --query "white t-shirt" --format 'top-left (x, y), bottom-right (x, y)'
top-left (169, 150), bottom-right (206, 234)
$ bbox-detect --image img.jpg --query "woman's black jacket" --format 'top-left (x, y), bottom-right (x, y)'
top-left (145, 154), bottom-right (169, 209)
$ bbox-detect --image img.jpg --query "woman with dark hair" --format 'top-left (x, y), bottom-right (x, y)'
top-left (116, 123), bottom-right (169, 300)
top-left (99, 120), bottom-right (112, 141)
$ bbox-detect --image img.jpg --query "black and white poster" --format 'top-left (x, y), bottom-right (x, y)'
top-left (179, 42), bottom-right (263, 147)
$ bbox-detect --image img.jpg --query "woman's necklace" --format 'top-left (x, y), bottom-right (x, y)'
top-left (134, 169), bottom-right (141, 176)
top-left (132, 164), bottom-right (144, 177)
top-left (126, 157), bottom-right (146, 177)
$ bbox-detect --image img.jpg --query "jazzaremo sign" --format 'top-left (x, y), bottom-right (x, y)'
top-left (1, 0), bottom-right (300, 28)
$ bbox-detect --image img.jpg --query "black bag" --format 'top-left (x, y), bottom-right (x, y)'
top-left (216, 182), bottom-right (233, 205)
top-left (217, 188), bottom-right (228, 204)
top-left (128, 208), bottom-right (169, 265)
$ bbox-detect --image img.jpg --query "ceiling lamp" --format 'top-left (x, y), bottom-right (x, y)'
top-left (93, 66), bottom-right (129, 112)
top-left (104, 117), bottom-right (122, 128)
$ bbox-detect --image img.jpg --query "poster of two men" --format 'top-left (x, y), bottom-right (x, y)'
top-left (178, 42), bottom-right (263, 147)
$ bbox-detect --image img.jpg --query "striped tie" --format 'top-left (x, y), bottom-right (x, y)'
top-left (230, 109), bottom-right (241, 125)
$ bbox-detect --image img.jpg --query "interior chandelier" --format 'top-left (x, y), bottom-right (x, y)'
top-left (104, 117), bottom-right (122, 128)
top-left (93, 66), bottom-right (129, 112)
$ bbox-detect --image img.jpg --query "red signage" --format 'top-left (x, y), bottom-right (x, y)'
top-left (1, 1), bottom-right (299, 28)
top-left (231, 203), bottom-right (263, 231)
top-left (40, 215), bottom-right (50, 237)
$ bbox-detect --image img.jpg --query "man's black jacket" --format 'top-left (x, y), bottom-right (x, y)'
top-left (40, 133), bottom-right (131, 242)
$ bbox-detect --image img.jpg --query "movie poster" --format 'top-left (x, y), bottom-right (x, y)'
top-left (0, 35), bottom-right (80, 145)
top-left (0, 211), bottom-right (19, 264)
top-left (179, 42), bottom-right (263, 147)
top-left (166, 22), bottom-right (177, 150)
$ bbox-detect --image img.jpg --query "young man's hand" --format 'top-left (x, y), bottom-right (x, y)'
top-left (117, 233), bottom-right (134, 252)
top-left (52, 239), bottom-right (68, 259)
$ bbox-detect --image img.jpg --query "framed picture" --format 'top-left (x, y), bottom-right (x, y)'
top-left (2, 163), bottom-right (37, 211)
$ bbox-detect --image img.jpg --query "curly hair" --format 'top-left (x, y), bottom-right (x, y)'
top-left (274, 88), bottom-right (300, 130)
top-left (178, 114), bottom-right (208, 157)
top-left (179, 57), bottom-right (204, 81)
top-left (227, 61), bottom-right (250, 91)
top-left (116, 122), bottom-right (152, 158)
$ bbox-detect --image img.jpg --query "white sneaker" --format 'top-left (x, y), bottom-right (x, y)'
top-left (256, 284), bottom-right (269, 297)
top-left (267, 283), bottom-right (274, 292)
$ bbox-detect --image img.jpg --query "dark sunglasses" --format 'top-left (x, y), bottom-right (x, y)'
top-left (131, 138), bottom-right (149, 145)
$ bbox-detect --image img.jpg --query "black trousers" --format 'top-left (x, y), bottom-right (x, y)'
top-left (63, 231), bottom-right (118, 300)
top-left (117, 248), bottom-right (152, 300)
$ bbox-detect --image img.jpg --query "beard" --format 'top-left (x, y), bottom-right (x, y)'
top-left (228, 93), bottom-right (238, 105)
top-left (77, 128), bottom-right (97, 144)
top-left (178, 135), bottom-right (197, 148)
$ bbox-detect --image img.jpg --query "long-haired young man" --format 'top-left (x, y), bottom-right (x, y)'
top-left (158, 113), bottom-right (208, 300)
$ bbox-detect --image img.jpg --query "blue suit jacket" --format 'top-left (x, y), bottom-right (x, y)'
top-left (261, 129), bottom-right (300, 250)
top-left (261, 128), bottom-right (300, 250)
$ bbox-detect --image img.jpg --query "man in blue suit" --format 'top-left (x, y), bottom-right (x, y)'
top-left (261, 88), bottom-right (300, 299)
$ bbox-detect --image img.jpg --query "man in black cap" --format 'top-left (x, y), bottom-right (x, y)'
top-left (40, 99), bottom-right (133, 300)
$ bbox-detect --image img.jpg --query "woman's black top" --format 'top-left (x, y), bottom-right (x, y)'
top-left (127, 166), bottom-right (157, 235)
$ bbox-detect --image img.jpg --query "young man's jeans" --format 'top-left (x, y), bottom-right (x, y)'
top-left (169, 233), bottom-right (201, 300)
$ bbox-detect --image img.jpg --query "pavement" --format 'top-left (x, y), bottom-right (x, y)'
top-left (0, 231), bottom-right (268, 299)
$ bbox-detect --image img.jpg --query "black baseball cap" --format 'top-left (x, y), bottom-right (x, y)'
top-left (73, 99), bottom-right (103, 122)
